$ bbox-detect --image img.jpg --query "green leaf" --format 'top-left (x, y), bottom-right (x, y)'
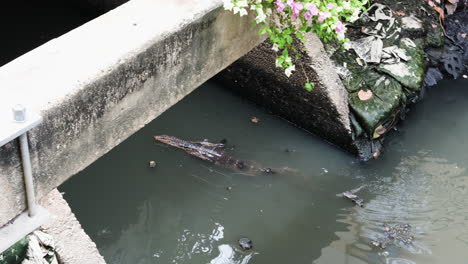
top-left (305, 82), bottom-right (315, 92)
top-left (295, 32), bottom-right (305, 42)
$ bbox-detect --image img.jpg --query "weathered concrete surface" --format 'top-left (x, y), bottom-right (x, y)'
top-left (0, 0), bottom-right (265, 227)
top-left (41, 189), bottom-right (106, 264)
top-left (215, 34), bottom-right (373, 157)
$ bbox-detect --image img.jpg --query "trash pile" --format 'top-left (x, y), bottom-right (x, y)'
top-left (0, 231), bottom-right (58, 264)
top-left (328, 0), bottom-right (445, 158)
top-left (371, 223), bottom-right (415, 249)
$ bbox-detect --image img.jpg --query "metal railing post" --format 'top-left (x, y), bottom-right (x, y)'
top-left (19, 133), bottom-right (37, 217)
top-left (0, 104), bottom-right (49, 253)
top-left (13, 105), bottom-right (38, 217)
top-left (12, 105), bottom-right (37, 217)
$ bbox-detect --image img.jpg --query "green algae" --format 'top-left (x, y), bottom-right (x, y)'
top-left (377, 38), bottom-right (426, 92)
top-left (0, 237), bottom-right (28, 264)
top-left (426, 25), bottom-right (445, 48)
top-left (349, 72), bottom-right (403, 137)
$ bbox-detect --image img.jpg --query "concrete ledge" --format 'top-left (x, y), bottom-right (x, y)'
top-left (41, 189), bottom-right (106, 264)
top-left (0, 206), bottom-right (49, 254)
top-left (0, 0), bottom-right (265, 226)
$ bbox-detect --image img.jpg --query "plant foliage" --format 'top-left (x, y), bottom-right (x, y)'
top-left (224, 0), bottom-right (369, 89)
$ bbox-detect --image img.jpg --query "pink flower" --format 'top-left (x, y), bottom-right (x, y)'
top-left (275, 0), bottom-right (286, 12)
top-left (335, 21), bottom-right (346, 33)
top-left (318, 11), bottom-right (331, 22)
top-left (287, 0), bottom-right (294, 7)
top-left (291, 2), bottom-right (303, 17)
top-left (304, 11), bottom-right (313, 20)
top-left (327, 3), bottom-right (335, 9)
top-left (306, 3), bottom-right (319, 16)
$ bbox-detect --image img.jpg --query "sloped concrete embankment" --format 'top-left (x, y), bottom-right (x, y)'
top-left (215, 34), bottom-right (378, 159)
top-left (0, 0), bottom-right (265, 227)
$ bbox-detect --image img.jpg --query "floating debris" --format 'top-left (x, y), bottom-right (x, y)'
top-left (341, 191), bottom-right (364, 207)
top-left (238, 237), bottom-right (253, 250)
top-left (260, 168), bottom-right (274, 174)
top-left (385, 224), bottom-right (414, 244)
top-left (155, 135), bottom-right (295, 176)
top-left (337, 186), bottom-right (365, 207)
top-left (372, 224), bottom-right (414, 249)
top-left (250, 117), bottom-right (260, 124)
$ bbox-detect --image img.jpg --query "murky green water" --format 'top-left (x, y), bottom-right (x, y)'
top-left (60, 79), bottom-right (468, 264)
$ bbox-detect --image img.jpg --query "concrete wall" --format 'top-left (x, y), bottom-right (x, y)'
top-left (0, 0), bottom-right (265, 227)
top-left (216, 34), bottom-right (376, 158)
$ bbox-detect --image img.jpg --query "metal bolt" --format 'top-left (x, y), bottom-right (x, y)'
top-left (12, 105), bottom-right (26, 123)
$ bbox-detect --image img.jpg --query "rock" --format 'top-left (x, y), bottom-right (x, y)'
top-left (424, 67), bottom-right (444, 87)
top-left (238, 238), bottom-right (252, 250)
top-left (443, 50), bottom-right (465, 79)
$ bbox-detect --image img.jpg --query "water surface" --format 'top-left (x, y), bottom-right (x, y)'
top-left (61, 79), bottom-right (468, 264)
